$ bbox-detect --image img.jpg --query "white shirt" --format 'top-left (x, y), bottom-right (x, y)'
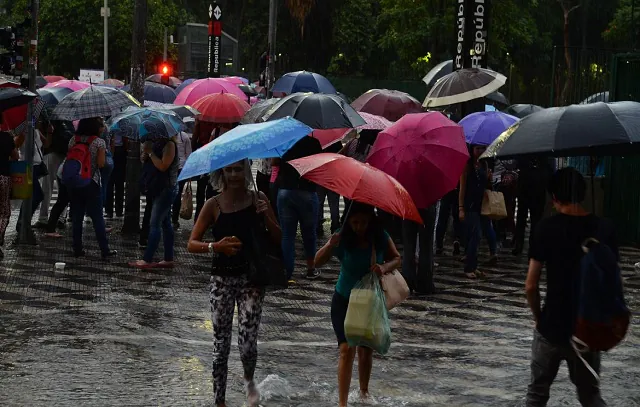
top-left (176, 131), bottom-right (192, 169)
top-left (20, 129), bottom-right (44, 165)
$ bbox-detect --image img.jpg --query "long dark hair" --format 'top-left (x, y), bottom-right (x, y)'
top-left (341, 202), bottom-right (386, 250)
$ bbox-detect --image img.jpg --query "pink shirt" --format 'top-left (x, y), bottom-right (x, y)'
top-left (270, 165), bottom-right (279, 183)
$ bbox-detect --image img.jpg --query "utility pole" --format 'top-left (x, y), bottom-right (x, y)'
top-left (18, 0), bottom-right (38, 245)
top-left (123, 0), bottom-right (147, 234)
top-left (102, 0), bottom-right (109, 79)
top-left (266, 0), bottom-right (277, 96)
top-left (163, 27), bottom-right (167, 61)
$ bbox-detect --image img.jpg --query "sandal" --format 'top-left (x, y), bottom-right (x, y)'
top-left (128, 260), bottom-right (157, 269)
top-left (465, 272), bottom-right (477, 279)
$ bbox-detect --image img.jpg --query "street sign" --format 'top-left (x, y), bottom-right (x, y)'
top-left (79, 69), bottom-right (105, 83)
top-left (100, 7), bottom-right (111, 17)
top-left (213, 6), bottom-right (222, 20)
top-left (208, 2), bottom-right (222, 77)
top-left (453, 0), bottom-right (490, 70)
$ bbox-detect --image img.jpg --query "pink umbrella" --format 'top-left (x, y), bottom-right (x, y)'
top-left (356, 112), bottom-right (394, 130)
top-left (44, 80), bottom-right (91, 92)
top-left (174, 78), bottom-right (246, 105)
top-left (313, 113), bottom-right (393, 149)
top-left (44, 75), bottom-right (66, 83)
top-left (367, 112), bottom-right (469, 209)
top-left (223, 76), bottom-right (249, 85)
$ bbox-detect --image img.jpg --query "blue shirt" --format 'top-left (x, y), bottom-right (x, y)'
top-left (333, 230), bottom-right (390, 298)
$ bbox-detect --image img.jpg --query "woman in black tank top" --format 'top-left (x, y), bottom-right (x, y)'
top-left (187, 159), bottom-right (280, 407)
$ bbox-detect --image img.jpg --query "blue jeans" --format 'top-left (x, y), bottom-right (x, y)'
top-left (70, 182), bottom-right (109, 255)
top-left (16, 163), bottom-right (45, 232)
top-left (277, 189), bottom-right (319, 279)
top-left (144, 185), bottom-right (178, 263)
top-left (464, 211), bottom-right (497, 273)
top-left (100, 152), bottom-right (114, 207)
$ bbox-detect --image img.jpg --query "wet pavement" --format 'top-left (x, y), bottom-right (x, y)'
top-left (0, 199), bottom-right (639, 407)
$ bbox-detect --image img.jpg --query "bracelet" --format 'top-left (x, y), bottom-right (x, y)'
top-left (208, 242), bottom-right (214, 253)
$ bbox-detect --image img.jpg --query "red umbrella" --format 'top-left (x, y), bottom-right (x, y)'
top-left (367, 112), bottom-right (469, 209)
top-left (44, 75), bottom-right (66, 83)
top-left (351, 89), bottom-right (422, 122)
top-left (192, 93), bottom-right (251, 123)
top-left (288, 153), bottom-right (423, 224)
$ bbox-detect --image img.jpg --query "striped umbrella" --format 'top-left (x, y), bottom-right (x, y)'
top-left (51, 86), bottom-right (140, 121)
top-left (423, 68), bottom-right (507, 108)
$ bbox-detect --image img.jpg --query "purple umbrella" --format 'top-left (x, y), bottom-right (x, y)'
top-left (459, 111), bottom-right (518, 146)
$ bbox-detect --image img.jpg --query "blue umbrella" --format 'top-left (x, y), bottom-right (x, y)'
top-left (272, 71), bottom-right (337, 94)
top-left (122, 81), bottom-right (177, 104)
top-left (37, 87), bottom-right (73, 106)
top-left (109, 107), bottom-right (184, 141)
top-left (174, 78), bottom-right (196, 97)
top-left (178, 117), bottom-right (313, 181)
top-left (459, 111), bottom-right (518, 146)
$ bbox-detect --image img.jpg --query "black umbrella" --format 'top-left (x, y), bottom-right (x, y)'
top-left (486, 91), bottom-right (509, 106)
top-left (423, 68), bottom-right (507, 108)
top-left (122, 82), bottom-right (177, 104)
top-left (37, 87), bottom-right (74, 106)
top-left (158, 104), bottom-right (200, 119)
top-left (263, 93), bottom-right (366, 129)
top-left (35, 76), bottom-right (47, 88)
top-left (422, 60), bottom-right (453, 88)
top-left (238, 84), bottom-right (258, 97)
top-left (0, 87), bottom-right (37, 111)
top-left (240, 98), bottom-right (280, 125)
top-left (482, 102), bottom-right (640, 159)
top-left (336, 92), bottom-right (351, 104)
top-left (581, 91), bottom-right (609, 105)
top-left (504, 104), bottom-right (544, 118)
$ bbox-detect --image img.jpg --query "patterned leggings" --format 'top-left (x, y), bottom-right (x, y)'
top-left (0, 175), bottom-right (11, 245)
top-left (209, 275), bottom-right (265, 405)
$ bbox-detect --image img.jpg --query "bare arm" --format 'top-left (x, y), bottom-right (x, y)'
top-left (381, 236), bottom-right (401, 273)
top-left (151, 140), bottom-right (176, 172)
top-left (257, 191), bottom-right (281, 242)
top-left (96, 147), bottom-right (106, 168)
top-left (458, 167), bottom-right (468, 208)
top-left (525, 259), bottom-right (543, 325)
top-left (315, 237), bottom-right (338, 268)
top-left (188, 198), bottom-right (217, 253)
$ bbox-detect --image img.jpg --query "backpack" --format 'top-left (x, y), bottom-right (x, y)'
top-left (61, 136), bottom-right (97, 188)
top-left (573, 235), bottom-right (630, 354)
top-left (47, 120), bottom-right (75, 156)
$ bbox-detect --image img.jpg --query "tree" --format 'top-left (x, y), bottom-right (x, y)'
top-left (286, 0), bottom-right (315, 37)
top-left (327, 0), bottom-right (375, 76)
top-left (558, 0), bottom-right (581, 105)
top-left (603, 0), bottom-right (639, 48)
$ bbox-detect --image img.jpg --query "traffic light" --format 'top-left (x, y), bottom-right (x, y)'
top-left (159, 62), bottom-right (171, 85)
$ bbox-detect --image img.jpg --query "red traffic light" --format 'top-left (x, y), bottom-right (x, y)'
top-left (161, 64), bottom-right (169, 75)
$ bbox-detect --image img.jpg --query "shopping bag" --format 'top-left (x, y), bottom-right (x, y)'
top-left (10, 161), bottom-right (32, 200)
top-left (372, 246), bottom-right (409, 310)
top-left (481, 190), bottom-right (507, 220)
top-left (344, 273), bottom-right (391, 355)
top-left (179, 183), bottom-right (194, 220)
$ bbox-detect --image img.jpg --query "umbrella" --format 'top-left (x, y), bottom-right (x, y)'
top-left (481, 102), bottom-right (640, 159)
top-left (44, 75), bottom-right (66, 83)
top-left (367, 112), bottom-right (469, 209)
top-left (272, 71), bottom-right (337, 94)
top-left (178, 117), bottom-right (313, 181)
top-left (288, 153), bottom-right (423, 224)
top-left (0, 87), bottom-right (38, 111)
top-left (109, 107), bottom-right (184, 141)
top-left (51, 86), bottom-right (140, 121)
top-left (174, 78), bottom-right (247, 105)
top-left (263, 93), bottom-right (366, 129)
top-left (223, 76), bottom-right (249, 85)
top-left (145, 74), bottom-right (182, 88)
top-left (240, 98), bottom-right (280, 124)
top-left (44, 80), bottom-right (92, 92)
top-left (238, 84), bottom-right (258, 97)
top-left (423, 68), bottom-right (507, 108)
top-left (581, 91), bottom-right (609, 105)
top-left (351, 89), bottom-right (422, 122)
top-left (486, 91), bottom-right (509, 106)
top-left (422, 60), bottom-right (454, 88)
top-left (336, 92), bottom-right (351, 104)
top-left (311, 112), bottom-right (394, 149)
top-left (485, 104), bottom-right (497, 112)
top-left (99, 78), bottom-right (125, 87)
top-left (10, 98), bottom-right (47, 135)
top-left (355, 112), bottom-right (394, 131)
top-left (35, 76), bottom-right (48, 88)
top-left (37, 87), bottom-right (73, 106)
top-left (504, 104), bottom-right (544, 118)
top-left (459, 111), bottom-right (519, 146)
top-left (174, 78), bottom-right (196, 96)
top-left (158, 104), bottom-right (200, 119)
top-left (191, 93), bottom-right (251, 123)
top-left (0, 80), bottom-right (20, 88)
top-left (122, 81), bottom-right (177, 104)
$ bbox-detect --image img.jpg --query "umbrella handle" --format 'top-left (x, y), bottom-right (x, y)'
top-left (339, 200), bottom-right (354, 230)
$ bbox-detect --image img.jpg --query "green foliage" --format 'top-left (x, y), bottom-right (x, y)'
top-left (603, 0), bottom-right (639, 47)
top-left (327, 0), bottom-right (375, 76)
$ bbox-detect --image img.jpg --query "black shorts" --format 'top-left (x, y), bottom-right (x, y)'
top-left (331, 291), bottom-right (350, 345)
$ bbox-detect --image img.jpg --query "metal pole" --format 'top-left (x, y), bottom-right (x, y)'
top-left (633, 0), bottom-right (637, 50)
top-left (163, 27), bottom-right (167, 61)
top-left (103, 0), bottom-right (108, 79)
top-left (266, 0), bottom-right (276, 97)
top-left (18, 0), bottom-right (38, 245)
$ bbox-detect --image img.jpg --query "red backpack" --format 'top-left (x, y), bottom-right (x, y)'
top-left (61, 136), bottom-right (97, 188)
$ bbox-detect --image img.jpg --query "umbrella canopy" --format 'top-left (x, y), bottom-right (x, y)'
top-left (100, 78), bottom-right (125, 87)
top-left (0, 80), bottom-right (20, 88)
top-left (504, 103), bottom-right (544, 118)
top-left (174, 78), bottom-right (196, 96)
top-left (367, 112), bottom-right (469, 209)
top-left (336, 92), bottom-right (351, 104)
top-left (272, 71), bottom-right (337, 94)
top-left (174, 78), bottom-right (246, 105)
top-left (482, 102), bottom-right (640, 159)
top-left (351, 89), bottom-right (422, 122)
top-left (123, 81), bottom-right (177, 104)
top-left (264, 93), bottom-right (366, 129)
top-left (238, 84), bottom-right (258, 97)
top-left (178, 117), bottom-right (313, 181)
top-left (223, 76), bottom-right (249, 85)
top-left (240, 98), bottom-right (280, 124)
top-left (35, 76), bottom-right (48, 88)
top-left (37, 87), bottom-right (73, 106)
top-left (191, 93), bottom-right (251, 123)
top-left (581, 91), bottom-right (609, 105)
top-left (109, 107), bottom-right (184, 141)
top-left (44, 80), bottom-right (91, 92)
top-left (51, 86), bottom-right (140, 121)
top-left (356, 112), bottom-right (394, 131)
top-left (486, 91), bottom-right (509, 106)
top-left (0, 87), bottom-right (38, 111)
top-left (145, 74), bottom-right (182, 88)
top-left (44, 75), bottom-right (66, 83)
top-left (423, 68), bottom-right (507, 108)
top-left (158, 104), bottom-right (200, 119)
top-left (288, 153), bottom-right (423, 224)
top-left (459, 111), bottom-right (519, 146)
top-left (422, 60), bottom-right (453, 88)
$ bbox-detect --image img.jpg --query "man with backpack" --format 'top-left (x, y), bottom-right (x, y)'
top-left (525, 167), bottom-right (628, 406)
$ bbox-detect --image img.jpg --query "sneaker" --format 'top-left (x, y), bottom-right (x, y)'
top-left (287, 279), bottom-right (296, 287)
top-left (306, 268), bottom-right (320, 279)
top-left (84, 216), bottom-right (91, 224)
top-left (102, 250), bottom-right (118, 260)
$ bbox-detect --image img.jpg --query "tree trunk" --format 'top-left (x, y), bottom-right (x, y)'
top-left (123, 0), bottom-right (147, 235)
top-left (559, 1), bottom-right (579, 105)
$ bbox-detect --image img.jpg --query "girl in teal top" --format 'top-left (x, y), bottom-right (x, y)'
top-left (315, 203), bottom-right (401, 407)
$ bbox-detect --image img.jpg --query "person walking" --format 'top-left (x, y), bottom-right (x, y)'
top-left (317, 142), bottom-right (342, 237)
top-left (0, 131), bottom-right (17, 256)
top-left (171, 128), bottom-right (193, 228)
top-left (187, 159), bottom-right (281, 407)
top-left (275, 135), bottom-right (323, 284)
top-left (458, 144), bottom-right (497, 279)
top-left (36, 119), bottom-right (70, 228)
top-left (315, 202), bottom-right (401, 407)
top-left (192, 119), bottom-right (218, 221)
top-left (435, 188), bottom-right (462, 256)
top-left (105, 130), bottom-right (127, 218)
top-left (401, 204), bottom-right (437, 294)
top-left (129, 133), bottom-right (179, 269)
top-left (525, 167), bottom-right (614, 407)
top-left (66, 117), bottom-right (116, 259)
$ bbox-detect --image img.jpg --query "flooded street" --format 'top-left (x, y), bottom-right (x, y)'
top-left (0, 212), bottom-right (639, 407)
